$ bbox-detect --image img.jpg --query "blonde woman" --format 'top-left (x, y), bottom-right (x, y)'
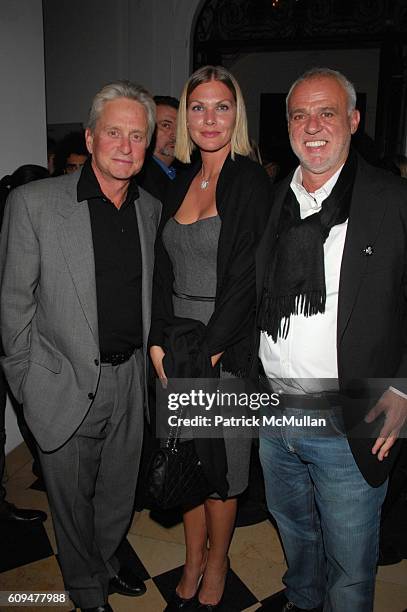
top-left (149, 66), bottom-right (270, 610)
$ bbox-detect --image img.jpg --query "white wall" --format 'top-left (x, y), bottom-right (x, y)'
top-left (0, 0), bottom-right (47, 453)
top-left (230, 48), bottom-right (380, 142)
top-left (43, 0), bottom-right (203, 125)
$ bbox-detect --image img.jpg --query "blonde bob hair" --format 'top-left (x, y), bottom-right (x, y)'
top-left (175, 65), bottom-right (252, 163)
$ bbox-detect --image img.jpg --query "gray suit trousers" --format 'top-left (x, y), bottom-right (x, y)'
top-left (39, 350), bottom-right (144, 608)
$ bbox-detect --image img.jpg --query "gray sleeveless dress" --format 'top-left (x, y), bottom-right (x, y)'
top-left (162, 216), bottom-right (250, 497)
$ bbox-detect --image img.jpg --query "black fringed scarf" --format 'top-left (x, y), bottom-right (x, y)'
top-left (258, 150), bottom-right (357, 342)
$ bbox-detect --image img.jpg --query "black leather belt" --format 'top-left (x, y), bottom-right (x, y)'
top-left (259, 375), bottom-right (341, 409)
top-left (278, 392), bottom-right (342, 410)
top-left (100, 348), bottom-right (137, 366)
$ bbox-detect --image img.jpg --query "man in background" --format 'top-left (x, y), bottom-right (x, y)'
top-left (137, 95), bottom-right (179, 201)
top-left (53, 131), bottom-right (89, 176)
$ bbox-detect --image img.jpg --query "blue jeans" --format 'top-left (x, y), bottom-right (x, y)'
top-left (259, 407), bottom-right (387, 612)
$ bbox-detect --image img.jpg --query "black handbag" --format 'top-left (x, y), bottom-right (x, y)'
top-left (147, 410), bottom-right (213, 509)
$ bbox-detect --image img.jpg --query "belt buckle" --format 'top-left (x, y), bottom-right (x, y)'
top-left (101, 348), bottom-right (135, 366)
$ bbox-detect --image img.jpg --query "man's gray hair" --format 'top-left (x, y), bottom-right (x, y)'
top-left (87, 80), bottom-right (156, 145)
top-left (286, 67), bottom-right (357, 118)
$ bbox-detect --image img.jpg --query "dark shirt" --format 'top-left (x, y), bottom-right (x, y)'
top-left (137, 155), bottom-right (172, 202)
top-left (77, 160), bottom-right (142, 353)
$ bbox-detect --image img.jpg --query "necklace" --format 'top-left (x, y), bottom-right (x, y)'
top-left (200, 166), bottom-right (210, 190)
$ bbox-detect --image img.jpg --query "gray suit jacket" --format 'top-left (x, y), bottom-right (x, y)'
top-left (0, 172), bottom-right (161, 452)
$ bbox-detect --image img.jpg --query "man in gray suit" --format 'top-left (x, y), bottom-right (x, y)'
top-left (0, 81), bottom-right (161, 612)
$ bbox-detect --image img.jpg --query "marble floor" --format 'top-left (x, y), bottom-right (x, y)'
top-left (1, 442), bottom-right (406, 612)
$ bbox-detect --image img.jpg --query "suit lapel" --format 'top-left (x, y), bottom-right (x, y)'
top-left (337, 157), bottom-right (388, 343)
top-left (134, 194), bottom-right (157, 352)
top-left (56, 180), bottom-right (99, 343)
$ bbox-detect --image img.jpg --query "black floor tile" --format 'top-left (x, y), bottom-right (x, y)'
top-left (116, 537), bottom-right (150, 581)
top-left (152, 564), bottom-right (183, 602)
top-left (219, 569), bottom-right (259, 611)
top-left (0, 520), bottom-right (54, 572)
top-left (29, 477), bottom-right (46, 492)
top-left (259, 589), bottom-right (286, 608)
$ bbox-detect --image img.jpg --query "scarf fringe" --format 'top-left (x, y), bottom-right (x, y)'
top-left (259, 290), bottom-right (326, 342)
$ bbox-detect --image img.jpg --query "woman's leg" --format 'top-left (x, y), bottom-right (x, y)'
top-left (198, 497), bottom-right (237, 605)
top-left (176, 503), bottom-right (208, 598)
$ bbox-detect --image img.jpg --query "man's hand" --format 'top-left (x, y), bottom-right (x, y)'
top-left (365, 389), bottom-right (407, 461)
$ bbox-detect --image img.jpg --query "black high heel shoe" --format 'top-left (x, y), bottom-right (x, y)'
top-left (164, 570), bottom-right (205, 612)
top-left (164, 591), bottom-right (199, 611)
top-left (196, 600), bottom-right (223, 611)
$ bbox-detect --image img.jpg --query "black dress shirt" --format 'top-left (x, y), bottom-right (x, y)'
top-left (77, 160), bottom-right (142, 353)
